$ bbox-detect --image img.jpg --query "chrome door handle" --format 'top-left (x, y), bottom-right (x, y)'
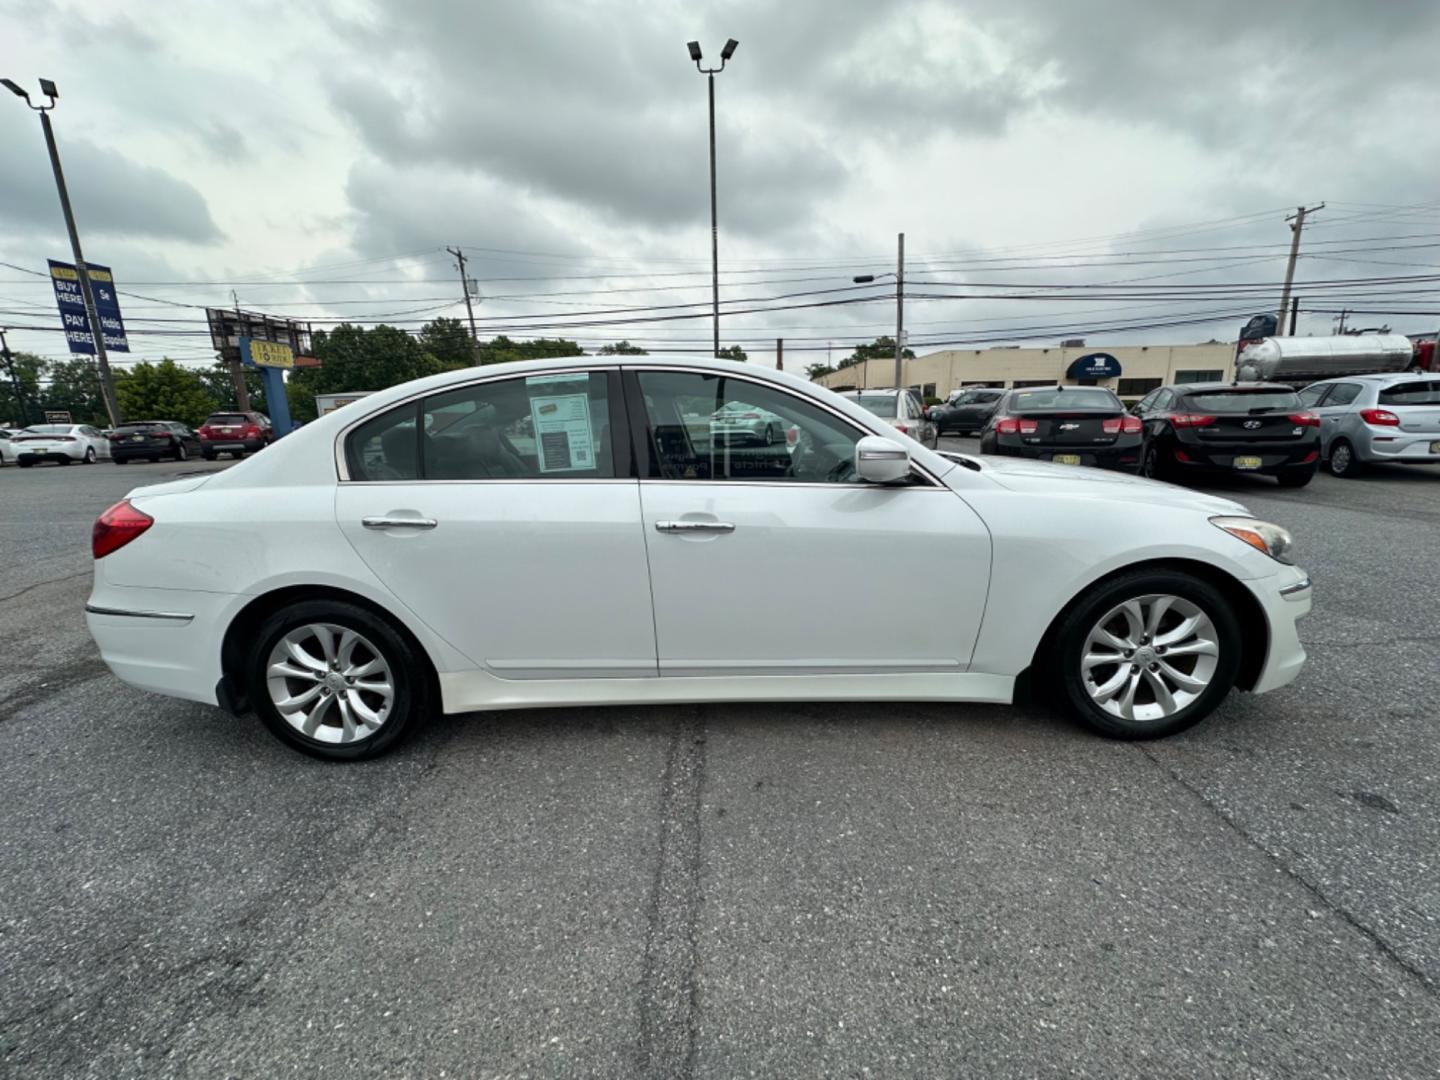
top-left (655, 520), bottom-right (735, 534)
top-left (362, 516), bottom-right (438, 530)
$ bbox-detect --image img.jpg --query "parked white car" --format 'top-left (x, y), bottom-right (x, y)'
top-left (12, 423), bottom-right (110, 466)
top-left (85, 356), bottom-right (1310, 760)
top-left (0, 427), bottom-right (19, 466)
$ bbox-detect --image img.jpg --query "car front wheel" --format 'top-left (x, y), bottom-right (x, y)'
top-left (247, 600), bottom-right (431, 761)
top-left (1053, 569), bottom-right (1241, 739)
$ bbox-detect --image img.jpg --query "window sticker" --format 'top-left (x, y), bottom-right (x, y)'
top-left (529, 393), bottom-right (596, 472)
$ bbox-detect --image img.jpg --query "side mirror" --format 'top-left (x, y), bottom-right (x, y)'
top-left (855, 434), bottom-right (910, 484)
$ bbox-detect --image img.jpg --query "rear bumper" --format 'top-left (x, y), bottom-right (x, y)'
top-left (1173, 436), bottom-right (1319, 475)
top-left (112, 444), bottom-right (175, 459)
top-left (1247, 566), bottom-right (1311, 695)
top-left (16, 448), bottom-right (82, 462)
top-left (85, 584), bottom-right (239, 706)
top-left (199, 438), bottom-right (264, 453)
top-left (1355, 433), bottom-right (1440, 463)
top-left (991, 437), bottom-right (1142, 471)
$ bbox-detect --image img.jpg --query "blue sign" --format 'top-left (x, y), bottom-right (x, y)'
top-left (1066, 352), bottom-right (1121, 379)
top-left (48, 259), bottom-right (130, 354)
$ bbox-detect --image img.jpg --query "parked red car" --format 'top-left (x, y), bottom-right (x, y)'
top-left (196, 411), bottom-right (273, 460)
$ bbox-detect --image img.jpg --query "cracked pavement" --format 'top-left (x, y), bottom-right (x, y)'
top-left (2, 443), bottom-right (1438, 1078)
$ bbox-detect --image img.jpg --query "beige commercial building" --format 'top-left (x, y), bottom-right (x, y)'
top-left (814, 342), bottom-right (1238, 402)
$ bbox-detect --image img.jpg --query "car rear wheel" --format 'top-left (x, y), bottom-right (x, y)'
top-left (1140, 442), bottom-right (1168, 481)
top-left (763, 424), bottom-right (776, 445)
top-left (175, 442), bottom-right (188, 462)
top-left (1053, 569), bottom-right (1241, 739)
top-left (1328, 439), bottom-right (1361, 478)
top-left (247, 600), bottom-right (431, 761)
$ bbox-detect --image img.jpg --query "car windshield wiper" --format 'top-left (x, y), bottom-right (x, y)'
top-left (1247, 405), bottom-right (1283, 414)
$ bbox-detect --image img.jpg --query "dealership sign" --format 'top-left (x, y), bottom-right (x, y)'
top-left (1066, 352), bottom-right (1122, 379)
top-left (48, 259), bottom-right (130, 354)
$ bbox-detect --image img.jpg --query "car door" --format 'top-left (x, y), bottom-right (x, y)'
top-left (334, 368), bottom-right (658, 679)
top-left (627, 367), bottom-right (991, 676)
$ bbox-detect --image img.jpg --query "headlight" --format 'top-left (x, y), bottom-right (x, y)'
top-left (1210, 516), bottom-right (1294, 564)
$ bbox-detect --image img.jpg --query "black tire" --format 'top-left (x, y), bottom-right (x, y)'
top-left (59, 457), bottom-right (72, 466)
top-left (83, 447), bottom-right (96, 464)
top-left (202, 451), bottom-right (217, 461)
top-left (114, 457), bottom-right (128, 465)
top-left (1140, 442), bottom-right (1168, 482)
top-left (246, 600), bottom-right (432, 761)
top-left (763, 425), bottom-right (775, 446)
top-left (1052, 568), bottom-right (1242, 739)
top-left (18, 459), bottom-right (32, 468)
top-left (1328, 438), bottom-right (1361, 478)
top-left (1276, 467), bottom-right (1315, 488)
top-left (175, 442), bottom-right (188, 462)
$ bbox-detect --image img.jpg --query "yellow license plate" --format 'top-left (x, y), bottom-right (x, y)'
top-left (1053, 454), bottom-right (1082, 465)
top-left (1234, 455), bottom-right (1262, 470)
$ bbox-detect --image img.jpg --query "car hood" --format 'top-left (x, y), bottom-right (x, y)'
top-left (964, 454), bottom-right (1251, 515)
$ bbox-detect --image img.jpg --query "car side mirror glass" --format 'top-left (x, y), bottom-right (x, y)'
top-left (855, 434), bottom-right (910, 484)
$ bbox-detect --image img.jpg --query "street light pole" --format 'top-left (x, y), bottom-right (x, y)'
top-left (3, 78), bottom-right (121, 426)
top-left (894, 232), bottom-right (905, 391)
top-left (688, 39), bottom-right (738, 359)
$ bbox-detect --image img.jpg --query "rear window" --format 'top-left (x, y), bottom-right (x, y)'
top-left (205, 414), bottom-right (249, 425)
top-left (1378, 381), bottom-right (1440, 406)
top-left (1010, 388), bottom-right (1120, 411)
top-left (23, 424), bottom-right (72, 434)
top-left (1181, 388), bottom-right (1301, 413)
top-left (851, 394), bottom-right (898, 418)
top-left (114, 423), bottom-right (168, 432)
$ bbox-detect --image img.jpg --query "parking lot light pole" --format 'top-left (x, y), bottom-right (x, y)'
top-left (2, 77), bottom-right (121, 427)
top-left (688, 38), bottom-right (738, 358)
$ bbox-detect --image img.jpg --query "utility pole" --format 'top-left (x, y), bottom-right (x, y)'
top-left (1289, 296), bottom-right (1300, 335)
top-left (775, 337), bottom-right (783, 372)
top-left (894, 231), bottom-right (905, 390)
top-left (2, 79), bottom-right (121, 426)
top-left (1276, 203), bottom-right (1323, 333)
top-left (1, 328), bottom-right (34, 426)
top-left (1335, 308), bottom-right (1350, 335)
top-left (230, 291), bottom-right (251, 411)
top-left (687, 39), bottom-right (738, 358)
top-left (447, 246), bottom-right (479, 354)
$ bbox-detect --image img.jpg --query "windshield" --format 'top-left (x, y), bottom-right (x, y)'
top-left (1378, 381), bottom-right (1440, 406)
top-left (850, 394), bottom-right (898, 418)
top-left (1010, 389), bottom-right (1120, 412)
top-left (1182, 388), bottom-right (1301, 413)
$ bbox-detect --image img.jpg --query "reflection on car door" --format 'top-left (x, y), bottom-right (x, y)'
top-left (628, 368), bottom-right (991, 676)
top-left (335, 369), bottom-right (659, 679)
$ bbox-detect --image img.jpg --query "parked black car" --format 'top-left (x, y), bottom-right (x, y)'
top-left (1132, 382), bottom-right (1320, 487)
top-left (932, 388), bottom-right (1004, 435)
top-left (110, 421), bottom-right (203, 464)
top-left (979, 386), bottom-right (1142, 470)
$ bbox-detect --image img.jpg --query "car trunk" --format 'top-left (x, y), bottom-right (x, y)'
top-left (116, 428), bottom-right (172, 447)
top-left (1019, 410), bottom-right (1122, 445)
top-left (1192, 411), bottom-right (1305, 443)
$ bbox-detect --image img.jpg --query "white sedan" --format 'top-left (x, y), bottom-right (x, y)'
top-left (85, 356), bottom-right (1311, 761)
top-left (12, 422), bottom-right (111, 466)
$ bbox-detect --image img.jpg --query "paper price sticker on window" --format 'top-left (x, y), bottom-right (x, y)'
top-left (529, 393), bottom-right (595, 473)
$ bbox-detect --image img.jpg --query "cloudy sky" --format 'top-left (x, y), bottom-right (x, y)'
top-left (3, 0), bottom-right (1439, 372)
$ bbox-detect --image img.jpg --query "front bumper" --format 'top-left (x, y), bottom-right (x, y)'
top-left (1247, 565), bottom-right (1311, 695)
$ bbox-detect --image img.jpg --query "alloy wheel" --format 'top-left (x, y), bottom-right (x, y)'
top-left (1330, 442), bottom-right (1352, 475)
top-left (265, 623), bottom-right (395, 745)
top-left (1080, 594), bottom-right (1219, 722)
top-left (84, 447), bottom-right (96, 464)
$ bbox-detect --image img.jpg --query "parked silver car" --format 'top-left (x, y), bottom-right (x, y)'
top-left (1298, 373), bottom-right (1440, 477)
top-left (837, 389), bottom-right (939, 448)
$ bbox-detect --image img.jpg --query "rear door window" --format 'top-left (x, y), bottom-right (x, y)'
top-left (1297, 385), bottom-right (1330, 407)
top-left (1378, 380), bottom-right (1440, 406)
top-left (1323, 383), bottom-right (1361, 407)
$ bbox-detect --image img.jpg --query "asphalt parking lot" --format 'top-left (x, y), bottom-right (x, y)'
top-left (3, 444), bottom-right (1439, 1079)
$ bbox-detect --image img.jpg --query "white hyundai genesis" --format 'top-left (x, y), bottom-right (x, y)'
top-left (85, 356), bottom-right (1310, 760)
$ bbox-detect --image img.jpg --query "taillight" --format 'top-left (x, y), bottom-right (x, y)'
top-left (56, 435), bottom-right (77, 442)
top-left (894, 424), bottom-right (909, 434)
top-left (1103, 416), bottom-right (1143, 434)
top-left (1288, 412), bottom-right (1320, 427)
top-left (92, 499), bottom-right (154, 559)
top-left (243, 424), bottom-right (261, 437)
top-left (1360, 408), bottom-right (1400, 427)
top-left (995, 418), bottom-right (1038, 435)
top-left (1170, 413), bottom-right (1216, 428)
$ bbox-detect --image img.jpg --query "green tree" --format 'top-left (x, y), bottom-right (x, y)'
top-left (286, 376), bottom-right (318, 424)
top-left (841, 337), bottom-right (915, 369)
top-left (1, 351), bottom-right (47, 427)
top-left (41, 356), bottom-right (109, 425)
top-left (197, 361), bottom-right (265, 415)
top-left (305, 324), bottom-right (445, 394)
top-left (112, 359), bottom-right (219, 427)
top-left (804, 362), bottom-right (837, 380)
top-left (598, 340), bottom-right (648, 355)
top-left (418, 317), bottom-right (475, 369)
top-left (717, 345), bottom-right (747, 362)
top-left (474, 335), bottom-right (583, 365)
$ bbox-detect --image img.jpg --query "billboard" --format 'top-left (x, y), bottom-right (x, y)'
top-left (48, 259), bottom-right (130, 354)
top-left (240, 337), bottom-right (295, 369)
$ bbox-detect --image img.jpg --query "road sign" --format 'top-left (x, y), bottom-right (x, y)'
top-left (48, 259), bottom-right (129, 354)
top-left (44, 410), bottom-right (72, 423)
top-left (240, 337), bottom-right (295, 369)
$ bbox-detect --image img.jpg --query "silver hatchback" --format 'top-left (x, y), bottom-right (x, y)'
top-left (1298, 373), bottom-right (1440, 477)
